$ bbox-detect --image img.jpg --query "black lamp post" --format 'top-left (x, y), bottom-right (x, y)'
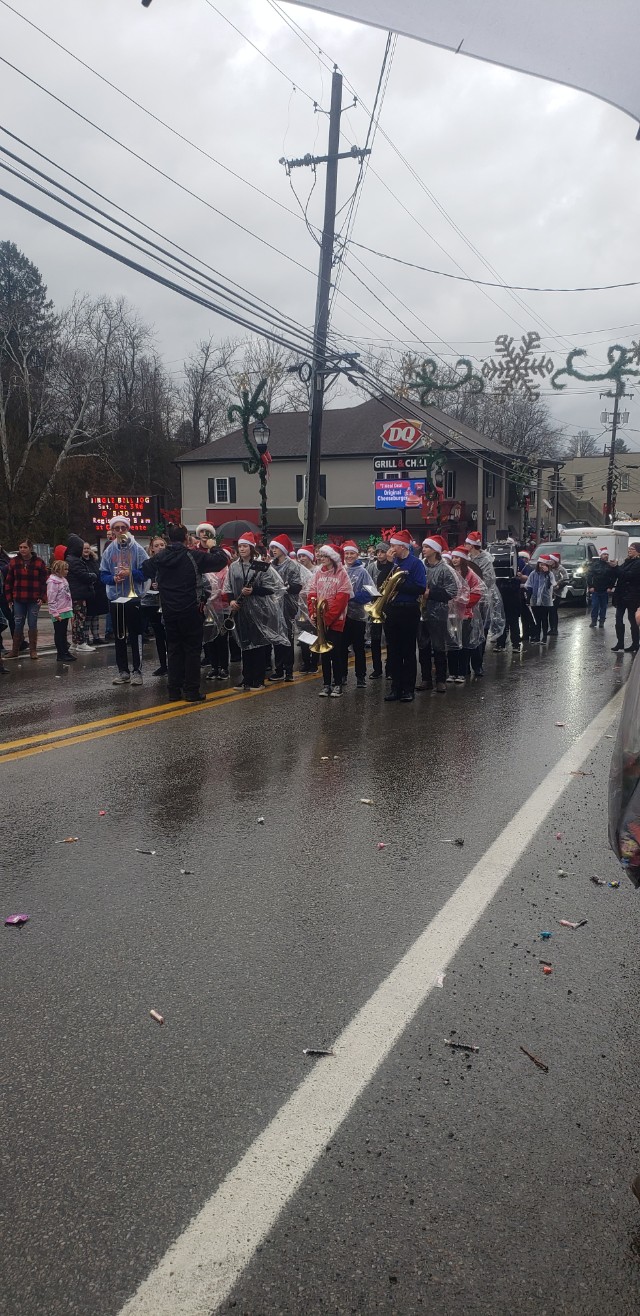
top-left (252, 418), bottom-right (271, 542)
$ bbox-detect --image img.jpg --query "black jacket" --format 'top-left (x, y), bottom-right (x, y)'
top-left (66, 534), bottom-right (96, 602)
top-left (142, 543), bottom-right (227, 613)
top-left (587, 558), bottom-right (616, 591)
top-left (612, 556), bottom-right (640, 607)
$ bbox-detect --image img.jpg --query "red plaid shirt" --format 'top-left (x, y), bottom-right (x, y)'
top-left (4, 554), bottom-right (47, 605)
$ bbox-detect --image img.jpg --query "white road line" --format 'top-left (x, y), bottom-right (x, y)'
top-left (118, 691), bottom-right (622, 1316)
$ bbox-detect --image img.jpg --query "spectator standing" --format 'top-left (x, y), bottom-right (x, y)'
top-left (46, 560), bottom-right (76, 663)
top-left (587, 548), bottom-right (615, 629)
top-left (84, 544), bottom-right (108, 644)
top-left (4, 539), bottom-right (47, 659)
top-left (141, 535), bottom-right (168, 677)
top-left (66, 535), bottom-right (97, 653)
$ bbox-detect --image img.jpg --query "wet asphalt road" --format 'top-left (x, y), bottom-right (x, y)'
top-left (1, 612), bottom-right (639, 1316)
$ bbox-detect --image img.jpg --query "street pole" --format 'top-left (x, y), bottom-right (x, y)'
top-left (281, 75), bottom-right (370, 544)
top-left (259, 464), bottom-right (268, 543)
top-left (605, 384), bottom-right (621, 525)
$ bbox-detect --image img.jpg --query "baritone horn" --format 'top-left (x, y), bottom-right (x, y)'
top-left (309, 599), bottom-right (333, 653)
top-left (364, 568), bottom-right (404, 623)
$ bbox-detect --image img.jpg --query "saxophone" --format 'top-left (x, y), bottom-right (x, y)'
top-left (364, 568), bottom-right (404, 623)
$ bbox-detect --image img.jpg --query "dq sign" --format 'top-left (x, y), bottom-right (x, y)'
top-left (381, 418), bottom-right (425, 453)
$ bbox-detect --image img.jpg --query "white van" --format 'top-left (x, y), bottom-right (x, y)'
top-left (613, 520), bottom-right (640, 549)
top-left (561, 526), bottom-right (629, 563)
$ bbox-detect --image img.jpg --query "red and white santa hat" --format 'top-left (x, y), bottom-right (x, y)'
top-left (538, 553), bottom-right (553, 564)
top-left (318, 543), bottom-right (343, 564)
top-left (599, 547), bottom-right (610, 556)
top-left (450, 544), bottom-right (470, 558)
top-left (196, 522), bottom-right (216, 536)
top-left (422, 534), bottom-right (448, 554)
top-left (109, 514), bottom-right (131, 529)
top-left (297, 544), bottom-right (315, 562)
top-left (547, 552), bottom-right (561, 563)
top-left (519, 550), bottom-right (531, 559)
top-left (342, 539), bottom-right (360, 555)
top-left (238, 531), bottom-right (259, 548)
top-left (221, 546), bottom-right (233, 561)
top-left (465, 531), bottom-right (483, 548)
top-left (389, 530), bottom-right (413, 548)
top-left (269, 533), bottom-right (294, 556)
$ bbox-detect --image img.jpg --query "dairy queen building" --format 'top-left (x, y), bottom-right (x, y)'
top-left (177, 396), bottom-right (522, 544)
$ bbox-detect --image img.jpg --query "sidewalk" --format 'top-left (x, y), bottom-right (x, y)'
top-left (1, 608), bottom-right (111, 659)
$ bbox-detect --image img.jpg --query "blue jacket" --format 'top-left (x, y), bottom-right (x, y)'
top-left (346, 559), bottom-right (376, 621)
top-left (525, 566), bottom-right (554, 607)
top-left (389, 551), bottom-right (427, 606)
top-left (100, 537), bottom-right (149, 603)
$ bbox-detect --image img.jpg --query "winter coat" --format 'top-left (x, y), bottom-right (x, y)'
top-left (4, 553), bottom-right (47, 605)
top-left (307, 563), bottom-right (352, 632)
top-left (100, 537), bottom-right (149, 603)
top-left (46, 574), bottom-right (73, 619)
top-left (611, 556), bottom-right (640, 607)
top-left (526, 567), bottom-right (555, 608)
top-left (587, 558), bottom-right (616, 592)
top-left (142, 542), bottom-right (226, 613)
top-left (346, 559), bottom-right (376, 622)
top-left (387, 552), bottom-right (427, 608)
top-left (65, 535), bottom-right (96, 603)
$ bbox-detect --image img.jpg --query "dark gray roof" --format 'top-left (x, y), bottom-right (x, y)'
top-left (176, 396), bottom-right (517, 465)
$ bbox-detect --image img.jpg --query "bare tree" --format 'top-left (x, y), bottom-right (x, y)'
top-left (564, 428), bottom-right (599, 458)
top-left (181, 337), bottom-right (237, 445)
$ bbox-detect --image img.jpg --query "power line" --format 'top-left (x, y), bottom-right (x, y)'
top-left (345, 240), bottom-right (640, 294)
top-left (202, 0), bottom-right (321, 106)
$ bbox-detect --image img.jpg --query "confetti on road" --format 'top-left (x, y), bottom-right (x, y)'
top-left (149, 1010), bottom-right (164, 1024)
top-left (303, 1048), bottom-right (334, 1057)
top-left (55, 837), bottom-right (79, 844)
top-left (136, 848), bottom-right (157, 855)
top-left (5, 914), bottom-right (29, 926)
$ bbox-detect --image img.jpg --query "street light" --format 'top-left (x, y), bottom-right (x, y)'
top-left (252, 419), bottom-right (271, 542)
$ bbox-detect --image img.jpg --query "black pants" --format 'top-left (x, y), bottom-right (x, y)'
top-left (298, 640), bottom-right (318, 672)
top-left (497, 597), bottom-right (522, 648)
top-left (242, 646), bottom-right (267, 688)
top-left (53, 618), bottom-right (70, 659)
top-left (321, 627), bottom-right (345, 687)
top-left (342, 616), bottom-right (366, 681)
top-left (147, 609), bottom-right (167, 669)
top-left (206, 630), bottom-right (229, 672)
top-left (419, 641), bottom-right (447, 685)
top-left (549, 602), bottom-right (559, 635)
top-left (616, 604), bottom-right (640, 649)
top-left (110, 600), bottom-right (142, 673)
top-left (520, 593), bottom-right (536, 640)
top-left (532, 605), bottom-right (551, 640)
top-left (370, 622), bottom-right (387, 676)
top-left (385, 604), bottom-right (419, 695)
top-left (448, 648), bottom-right (471, 677)
top-left (274, 624), bottom-right (294, 677)
top-left (163, 604), bottom-right (204, 697)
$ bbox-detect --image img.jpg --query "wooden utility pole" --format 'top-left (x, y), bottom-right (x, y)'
top-left (281, 72), bottom-right (370, 542)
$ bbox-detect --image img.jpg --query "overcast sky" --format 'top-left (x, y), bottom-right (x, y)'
top-left (1, 0), bottom-right (640, 445)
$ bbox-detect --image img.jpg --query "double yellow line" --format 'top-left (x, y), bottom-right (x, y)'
top-left (0, 672), bottom-right (320, 765)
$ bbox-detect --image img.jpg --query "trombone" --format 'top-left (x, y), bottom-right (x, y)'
top-left (309, 599), bottom-right (333, 653)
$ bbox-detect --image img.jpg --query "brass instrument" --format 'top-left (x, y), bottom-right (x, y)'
top-left (364, 568), bottom-right (404, 623)
top-left (309, 599), bottom-right (333, 654)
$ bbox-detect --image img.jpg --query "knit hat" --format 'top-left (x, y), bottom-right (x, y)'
top-left (465, 531), bottom-right (482, 548)
top-left (269, 533), bottom-right (294, 557)
top-left (109, 514), bottom-right (131, 529)
top-left (196, 522), bottom-right (216, 536)
top-left (422, 535), bottom-right (447, 554)
top-left (318, 543), bottom-right (343, 565)
top-left (389, 530), bottom-right (413, 548)
top-left (342, 539), bottom-right (360, 555)
top-left (238, 531), bottom-right (259, 548)
top-left (297, 545), bottom-right (315, 562)
top-left (599, 547), bottom-right (610, 556)
top-left (52, 544), bottom-right (67, 561)
top-left (375, 541), bottom-right (388, 552)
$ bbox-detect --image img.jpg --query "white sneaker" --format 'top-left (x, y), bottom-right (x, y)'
top-left (112, 672), bottom-right (130, 685)
top-left (454, 676), bottom-right (465, 684)
top-left (446, 675), bottom-right (456, 683)
top-left (130, 670), bottom-right (143, 686)
top-left (77, 643), bottom-right (96, 653)
top-left (319, 685), bottom-right (331, 697)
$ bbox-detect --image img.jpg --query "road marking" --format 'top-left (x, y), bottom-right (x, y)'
top-left (117, 689), bottom-right (623, 1316)
top-left (0, 674), bottom-right (321, 764)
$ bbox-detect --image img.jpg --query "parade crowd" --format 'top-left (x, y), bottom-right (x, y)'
top-left (2, 520), bottom-right (640, 703)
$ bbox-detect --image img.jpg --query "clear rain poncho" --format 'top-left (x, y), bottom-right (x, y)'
top-left (224, 558), bottom-right (289, 651)
top-left (470, 548), bottom-right (506, 641)
top-left (447, 570), bottom-right (488, 651)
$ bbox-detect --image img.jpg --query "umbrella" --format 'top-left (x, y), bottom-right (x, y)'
top-left (216, 519), bottom-right (261, 541)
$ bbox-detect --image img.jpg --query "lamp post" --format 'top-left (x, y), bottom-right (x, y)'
top-left (227, 378), bottom-right (270, 544)
top-left (252, 418), bottom-right (271, 542)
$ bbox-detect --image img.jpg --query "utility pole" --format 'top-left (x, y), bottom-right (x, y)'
top-left (281, 72), bottom-right (370, 542)
top-left (602, 382), bottom-right (633, 523)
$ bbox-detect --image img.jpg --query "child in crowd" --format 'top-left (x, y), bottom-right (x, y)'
top-left (47, 560), bottom-right (76, 663)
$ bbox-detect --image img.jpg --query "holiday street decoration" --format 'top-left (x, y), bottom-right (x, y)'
top-left (410, 356), bottom-right (484, 404)
top-left (551, 343), bottom-right (640, 392)
top-left (482, 332), bottom-right (555, 400)
top-left (228, 378), bottom-right (270, 540)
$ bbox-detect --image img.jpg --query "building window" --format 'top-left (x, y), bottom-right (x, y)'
top-left (208, 476), bottom-right (236, 504)
top-left (619, 472), bottom-right (630, 492)
top-left (528, 489), bottom-right (536, 506)
top-left (484, 471), bottom-right (496, 499)
top-left (444, 470), bottom-right (456, 499)
top-left (574, 474), bottom-right (584, 492)
top-left (296, 474), bottom-right (326, 502)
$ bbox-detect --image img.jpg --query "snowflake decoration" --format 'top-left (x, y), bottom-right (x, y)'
top-left (481, 332), bottom-right (555, 400)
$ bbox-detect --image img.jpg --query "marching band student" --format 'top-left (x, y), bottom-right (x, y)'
top-left (517, 549), bottom-right (535, 640)
top-left (226, 532), bottom-right (288, 692)
top-left (369, 541), bottom-right (392, 680)
top-left (307, 545), bottom-right (352, 698)
top-left (417, 535), bottom-right (459, 693)
top-left (195, 523), bottom-right (217, 549)
top-left (465, 529), bottom-right (505, 666)
top-left (204, 546), bottom-right (233, 681)
top-left (99, 516), bottom-right (148, 686)
top-left (525, 553), bottom-right (555, 642)
top-left (383, 529), bottom-right (427, 703)
top-left (267, 533), bottom-right (303, 683)
top-left (342, 540), bottom-right (376, 688)
top-left (448, 546), bottom-right (486, 682)
top-left (295, 546), bottom-right (318, 673)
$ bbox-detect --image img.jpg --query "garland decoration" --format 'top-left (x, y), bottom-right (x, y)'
top-left (227, 378), bottom-right (270, 475)
top-left (410, 356), bottom-right (484, 404)
top-left (551, 343), bottom-right (640, 392)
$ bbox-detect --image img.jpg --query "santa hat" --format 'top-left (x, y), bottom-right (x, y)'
top-left (442, 550), bottom-right (453, 561)
top-left (238, 531), bottom-right (259, 548)
top-left (109, 514), bottom-right (130, 529)
top-left (547, 552), bottom-right (561, 563)
top-left (465, 531), bottom-right (483, 548)
top-left (599, 547), bottom-right (610, 556)
top-left (518, 550), bottom-right (531, 560)
top-left (422, 535), bottom-right (447, 554)
top-left (221, 547), bottom-right (232, 560)
top-left (538, 554), bottom-right (553, 563)
top-left (318, 543), bottom-right (343, 565)
top-left (52, 544), bottom-right (67, 561)
top-left (196, 522), bottom-right (216, 536)
top-left (450, 545), bottom-right (469, 558)
top-left (297, 545), bottom-right (315, 562)
top-left (342, 539), bottom-right (360, 555)
top-left (389, 530), bottom-right (413, 548)
top-left (269, 533), bottom-right (294, 556)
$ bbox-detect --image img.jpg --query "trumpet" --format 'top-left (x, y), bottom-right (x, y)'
top-left (364, 568), bottom-right (404, 623)
top-left (309, 599), bottom-right (333, 653)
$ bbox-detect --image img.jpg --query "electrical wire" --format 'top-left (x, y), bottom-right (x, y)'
top-left (202, 0), bottom-right (320, 106)
top-left (344, 241), bottom-right (640, 294)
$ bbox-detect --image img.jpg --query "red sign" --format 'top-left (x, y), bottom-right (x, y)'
top-left (89, 495), bottom-right (152, 533)
top-left (381, 418), bottom-right (424, 453)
